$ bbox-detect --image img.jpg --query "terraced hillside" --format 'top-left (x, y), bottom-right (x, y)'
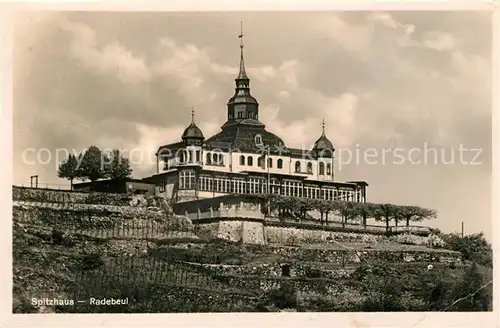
top-left (12, 187), bottom-right (492, 312)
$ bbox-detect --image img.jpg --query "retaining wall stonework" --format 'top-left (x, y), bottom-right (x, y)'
top-left (195, 220), bottom-right (265, 244)
top-left (222, 276), bottom-right (344, 295)
top-left (193, 218), bottom-right (440, 248)
top-left (244, 245), bottom-right (462, 265)
top-left (182, 262), bottom-right (355, 280)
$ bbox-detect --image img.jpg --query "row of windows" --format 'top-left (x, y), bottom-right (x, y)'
top-left (199, 176), bottom-right (246, 194)
top-left (294, 161), bottom-right (332, 175)
top-left (239, 155), bottom-right (287, 170)
top-left (177, 151), bottom-right (224, 166)
top-left (205, 152), bottom-right (224, 166)
top-left (178, 150), bottom-right (201, 164)
top-left (171, 152), bottom-right (332, 176)
top-left (230, 111), bottom-right (258, 120)
top-left (178, 171), bottom-right (361, 201)
top-left (237, 155), bottom-right (332, 176)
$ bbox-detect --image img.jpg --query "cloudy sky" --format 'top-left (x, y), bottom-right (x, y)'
top-left (13, 11), bottom-right (492, 238)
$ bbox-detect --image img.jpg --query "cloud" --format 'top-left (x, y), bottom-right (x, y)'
top-left (318, 14), bottom-right (374, 55)
top-left (422, 30), bottom-right (458, 51)
top-left (61, 18), bottom-right (151, 84)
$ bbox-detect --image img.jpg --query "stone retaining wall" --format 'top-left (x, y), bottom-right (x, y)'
top-left (12, 186), bottom-right (173, 211)
top-left (221, 275), bottom-right (344, 295)
top-left (182, 262), bottom-right (355, 280)
top-left (13, 201), bottom-right (196, 241)
top-left (193, 218), bottom-right (442, 249)
top-left (195, 220), bottom-right (265, 244)
top-left (249, 245), bottom-right (462, 265)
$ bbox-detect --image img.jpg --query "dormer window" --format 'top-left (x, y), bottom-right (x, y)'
top-left (255, 134), bottom-right (263, 146)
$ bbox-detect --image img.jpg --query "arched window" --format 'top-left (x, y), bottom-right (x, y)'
top-left (268, 158), bottom-right (273, 168)
top-left (239, 155), bottom-right (245, 165)
top-left (206, 153), bottom-right (211, 165)
top-left (179, 150), bottom-right (186, 163)
top-left (319, 162), bottom-right (325, 175)
top-left (307, 162), bottom-right (313, 174)
top-left (326, 163), bottom-right (331, 175)
top-left (212, 153), bottom-right (217, 164)
top-left (247, 156), bottom-right (253, 166)
top-left (295, 161), bottom-right (301, 173)
top-left (258, 156), bottom-right (264, 168)
top-left (219, 154), bottom-right (224, 166)
top-left (277, 159), bottom-right (283, 169)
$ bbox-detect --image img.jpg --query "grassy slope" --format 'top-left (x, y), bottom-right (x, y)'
top-left (13, 201), bottom-right (489, 313)
top-left (12, 207), bottom-right (260, 313)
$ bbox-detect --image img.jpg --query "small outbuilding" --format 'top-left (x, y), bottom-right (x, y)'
top-left (72, 178), bottom-right (155, 195)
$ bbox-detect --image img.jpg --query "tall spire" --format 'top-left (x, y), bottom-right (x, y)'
top-left (191, 107), bottom-right (195, 123)
top-left (237, 21), bottom-right (248, 79)
top-left (223, 21), bottom-right (260, 127)
top-left (321, 118), bottom-right (325, 135)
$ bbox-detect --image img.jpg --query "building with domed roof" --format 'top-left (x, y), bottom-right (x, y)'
top-left (144, 30), bottom-right (368, 204)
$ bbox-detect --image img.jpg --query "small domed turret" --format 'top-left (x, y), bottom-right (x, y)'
top-left (182, 111), bottom-right (204, 146)
top-left (312, 119), bottom-right (335, 157)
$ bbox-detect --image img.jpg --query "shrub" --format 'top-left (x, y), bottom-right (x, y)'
top-left (327, 232), bottom-right (379, 243)
top-left (263, 282), bottom-right (298, 309)
top-left (426, 234), bottom-right (445, 248)
top-left (398, 291), bottom-right (429, 311)
top-left (13, 296), bottom-right (39, 313)
top-left (84, 193), bottom-right (113, 205)
top-left (441, 233), bottom-right (492, 267)
top-left (430, 228), bottom-right (442, 235)
top-left (51, 229), bottom-right (65, 244)
top-left (285, 235), bottom-right (299, 246)
top-left (449, 263), bottom-right (492, 311)
top-left (358, 233), bottom-right (379, 243)
top-left (304, 267), bottom-right (323, 278)
top-left (297, 287), bottom-right (366, 312)
top-left (392, 233), bottom-right (424, 245)
top-left (79, 253), bottom-right (105, 270)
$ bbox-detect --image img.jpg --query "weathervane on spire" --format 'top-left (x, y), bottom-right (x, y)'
top-left (238, 21), bottom-right (244, 48)
top-left (236, 21), bottom-right (248, 80)
top-left (191, 107), bottom-right (195, 123)
top-left (322, 118), bottom-right (325, 134)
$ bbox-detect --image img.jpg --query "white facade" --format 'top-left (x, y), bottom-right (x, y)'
top-left (158, 149), bottom-right (335, 182)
